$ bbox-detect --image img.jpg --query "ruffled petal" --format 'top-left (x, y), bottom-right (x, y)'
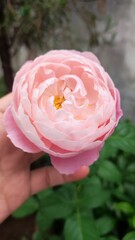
top-left (4, 106), bottom-right (41, 153)
top-left (50, 145), bottom-right (103, 174)
top-left (13, 61), bottom-right (32, 90)
top-left (70, 50), bottom-right (101, 64)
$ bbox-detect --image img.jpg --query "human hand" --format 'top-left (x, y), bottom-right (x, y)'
top-left (0, 94), bottom-right (89, 223)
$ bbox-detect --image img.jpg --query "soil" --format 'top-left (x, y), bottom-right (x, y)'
top-left (0, 215), bottom-right (36, 240)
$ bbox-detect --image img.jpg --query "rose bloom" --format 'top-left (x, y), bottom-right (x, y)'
top-left (4, 50), bottom-right (123, 174)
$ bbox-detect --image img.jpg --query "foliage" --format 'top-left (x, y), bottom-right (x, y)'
top-left (12, 119), bottom-right (135, 240)
top-left (3, 0), bottom-right (68, 50)
top-left (0, 0), bottom-right (114, 91)
top-left (0, 0), bottom-right (69, 91)
top-left (1, 0), bottom-right (114, 56)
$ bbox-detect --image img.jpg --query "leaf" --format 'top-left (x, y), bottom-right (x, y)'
top-left (124, 173), bottom-right (135, 182)
top-left (109, 137), bottom-right (135, 155)
top-left (109, 121), bottom-right (135, 155)
top-left (123, 231), bottom-right (135, 240)
top-left (112, 186), bottom-right (129, 202)
top-left (101, 236), bottom-right (118, 240)
top-left (118, 155), bottom-right (127, 171)
top-left (82, 176), bottom-right (101, 186)
top-left (32, 231), bottom-right (44, 240)
top-left (19, 6), bottom-right (30, 17)
top-left (49, 236), bottom-right (62, 240)
top-left (37, 188), bottom-right (53, 202)
top-left (39, 185), bottom-right (75, 219)
top-left (36, 211), bottom-right (53, 231)
top-left (100, 141), bottom-right (118, 160)
top-left (12, 197), bottom-right (39, 218)
top-left (60, 0), bottom-right (67, 6)
top-left (127, 163), bottom-right (135, 173)
top-left (116, 202), bottom-right (135, 214)
top-left (79, 178), bottom-right (110, 209)
top-left (64, 213), bottom-right (100, 240)
top-left (40, 195), bottom-right (73, 219)
top-left (124, 183), bottom-right (135, 200)
top-left (96, 216), bottom-right (115, 235)
top-left (130, 215), bottom-right (135, 228)
top-left (97, 160), bottom-right (122, 183)
top-left (114, 120), bottom-right (135, 137)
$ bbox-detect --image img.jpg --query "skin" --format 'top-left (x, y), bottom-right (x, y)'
top-left (0, 94), bottom-right (89, 223)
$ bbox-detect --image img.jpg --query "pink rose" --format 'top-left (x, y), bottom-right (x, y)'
top-left (4, 50), bottom-right (123, 174)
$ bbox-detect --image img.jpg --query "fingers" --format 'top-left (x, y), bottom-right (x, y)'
top-left (0, 93), bottom-right (12, 113)
top-left (30, 166), bottom-right (89, 195)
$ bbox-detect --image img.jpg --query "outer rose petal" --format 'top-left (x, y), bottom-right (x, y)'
top-left (4, 106), bottom-right (41, 153)
top-left (115, 89), bottom-right (123, 121)
top-left (50, 145), bottom-right (103, 174)
top-left (70, 50), bottom-right (101, 64)
top-left (13, 61), bottom-right (32, 91)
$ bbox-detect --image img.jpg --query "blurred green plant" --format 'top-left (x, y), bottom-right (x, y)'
top-left (0, 0), bottom-right (68, 91)
top-left (0, 0), bottom-right (114, 92)
top-left (4, 0), bottom-right (68, 49)
top-left (12, 119), bottom-right (135, 240)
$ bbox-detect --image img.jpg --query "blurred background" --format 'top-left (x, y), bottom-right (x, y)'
top-left (1, 1), bottom-right (135, 240)
top-left (0, 0), bottom-right (135, 122)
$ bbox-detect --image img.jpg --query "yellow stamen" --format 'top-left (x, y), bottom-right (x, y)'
top-left (53, 96), bottom-right (65, 110)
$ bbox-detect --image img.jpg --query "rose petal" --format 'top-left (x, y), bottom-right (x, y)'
top-left (70, 50), bottom-right (101, 64)
top-left (4, 106), bottom-right (41, 153)
top-left (13, 61), bottom-right (32, 91)
top-left (50, 145), bottom-right (103, 174)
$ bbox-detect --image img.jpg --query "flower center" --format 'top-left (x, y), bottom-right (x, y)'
top-left (53, 96), bottom-right (65, 110)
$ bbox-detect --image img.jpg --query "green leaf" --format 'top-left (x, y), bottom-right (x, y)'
top-left (96, 216), bottom-right (115, 235)
top-left (101, 236), bottom-right (118, 240)
top-left (114, 120), bottom-right (135, 137)
top-left (49, 236), bottom-right (62, 240)
top-left (109, 137), bottom-right (135, 155)
top-left (79, 178), bottom-right (110, 209)
top-left (36, 211), bottom-right (53, 231)
top-left (123, 231), bottom-right (135, 240)
top-left (19, 6), bottom-right (30, 17)
top-left (116, 202), bottom-right (135, 214)
top-left (118, 155), bottom-right (127, 171)
top-left (37, 188), bottom-right (53, 202)
top-left (130, 215), bottom-right (135, 228)
top-left (109, 121), bottom-right (135, 155)
top-left (112, 186), bottom-right (129, 201)
top-left (32, 231), bottom-right (44, 240)
top-left (100, 141), bottom-right (118, 160)
top-left (39, 185), bottom-right (75, 219)
top-left (60, 0), bottom-right (67, 6)
top-left (12, 197), bottom-right (39, 218)
top-left (40, 196), bottom-right (73, 219)
top-left (64, 213), bottom-right (100, 240)
top-left (82, 176), bottom-right (101, 185)
top-left (127, 163), bottom-right (135, 173)
top-left (124, 183), bottom-right (135, 200)
top-left (97, 160), bottom-right (122, 183)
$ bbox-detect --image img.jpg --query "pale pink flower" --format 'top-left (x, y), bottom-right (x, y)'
top-left (4, 50), bottom-right (123, 174)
